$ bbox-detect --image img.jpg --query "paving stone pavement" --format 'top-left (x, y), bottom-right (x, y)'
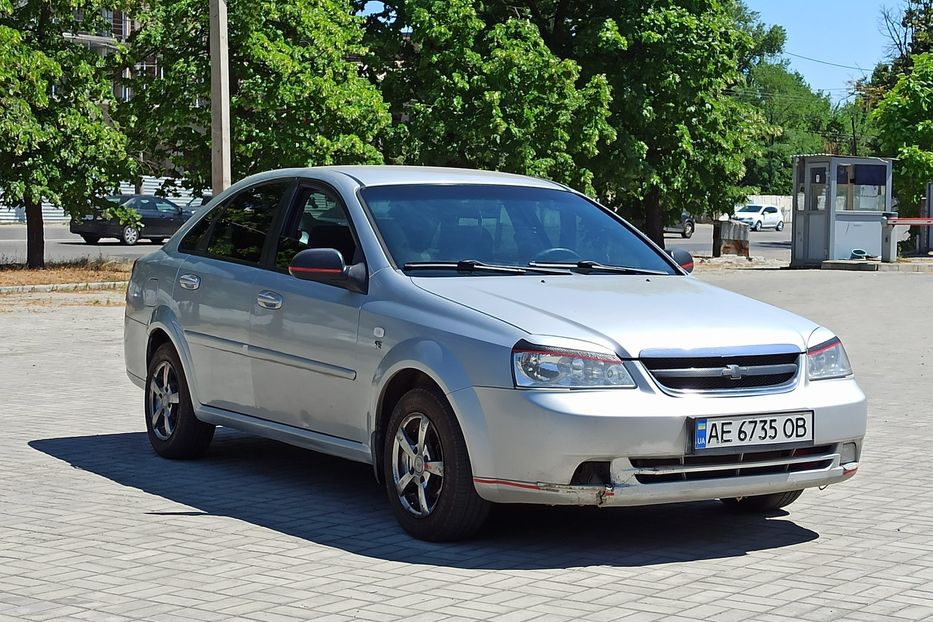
top-left (1, 271), bottom-right (932, 622)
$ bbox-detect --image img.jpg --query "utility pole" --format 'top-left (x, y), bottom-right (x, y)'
top-left (210, 0), bottom-right (231, 196)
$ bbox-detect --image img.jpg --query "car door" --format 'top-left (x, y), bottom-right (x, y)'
top-left (134, 197), bottom-right (165, 237)
top-left (173, 180), bottom-right (293, 415)
top-left (248, 183), bottom-right (369, 442)
top-left (154, 198), bottom-right (185, 236)
top-left (763, 206), bottom-right (777, 227)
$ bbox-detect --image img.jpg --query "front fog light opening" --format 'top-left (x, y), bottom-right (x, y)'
top-left (840, 442), bottom-right (858, 465)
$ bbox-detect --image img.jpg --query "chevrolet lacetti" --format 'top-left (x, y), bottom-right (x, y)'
top-left (124, 166), bottom-right (867, 541)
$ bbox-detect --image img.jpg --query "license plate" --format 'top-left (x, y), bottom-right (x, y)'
top-left (694, 412), bottom-right (813, 452)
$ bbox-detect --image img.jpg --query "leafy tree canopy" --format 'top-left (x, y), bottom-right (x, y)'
top-left (362, 0), bottom-right (615, 194)
top-left (118, 0), bottom-right (391, 194)
top-left (873, 52), bottom-right (933, 215)
top-left (0, 0), bottom-right (134, 266)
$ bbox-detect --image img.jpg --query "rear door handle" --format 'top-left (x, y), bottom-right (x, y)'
top-left (256, 290), bottom-right (283, 310)
top-left (178, 273), bottom-right (200, 290)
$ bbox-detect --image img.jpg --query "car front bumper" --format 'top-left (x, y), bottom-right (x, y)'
top-left (454, 378), bottom-right (866, 506)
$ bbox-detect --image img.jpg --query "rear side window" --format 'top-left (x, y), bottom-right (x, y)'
top-left (205, 182), bottom-right (290, 264)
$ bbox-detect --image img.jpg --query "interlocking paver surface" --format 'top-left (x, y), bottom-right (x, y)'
top-left (1, 271), bottom-right (932, 622)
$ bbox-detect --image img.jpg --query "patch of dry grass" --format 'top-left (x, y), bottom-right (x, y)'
top-left (0, 257), bottom-right (133, 287)
top-left (0, 289), bottom-right (125, 312)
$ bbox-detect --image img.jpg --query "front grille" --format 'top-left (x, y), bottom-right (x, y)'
top-left (630, 445), bottom-right (835, 484)
top-left (642, 352), bottom-right (800, 393)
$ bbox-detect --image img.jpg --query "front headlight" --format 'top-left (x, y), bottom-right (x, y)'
top-left (807, 336), bottom-right (852, 380)
top-left (512, 343), bottom-right (636, 389)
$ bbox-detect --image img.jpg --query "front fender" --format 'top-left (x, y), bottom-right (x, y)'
top-left (368, 338), bottom-right (495, 479)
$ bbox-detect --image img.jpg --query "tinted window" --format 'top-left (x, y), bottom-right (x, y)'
top-left (274, 187), bottom-right (358, 270)
top-left (136, 197), bottom-right (158, 212)
top-left (155, 199), bottom-right (179, 214)
top-left (178, 211), bottom-right (216, 253)
top-left (360, 184), bottom-right (675, 274)
top-left (205, 182), bottom-right (289, 264)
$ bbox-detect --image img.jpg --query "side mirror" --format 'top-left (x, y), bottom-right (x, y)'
top-left (667, 248), bottom-right (694, 273)
top-left (289, 248), bottom-right (366, 293)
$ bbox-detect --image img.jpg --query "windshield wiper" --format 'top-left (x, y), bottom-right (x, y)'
top-left (404, 260), bottom-right (567, 275)
top-left (528, 260), bottom-right (669, 276)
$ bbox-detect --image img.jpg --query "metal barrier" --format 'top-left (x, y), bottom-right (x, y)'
top-left (882, 217), bottom-right (933, 262)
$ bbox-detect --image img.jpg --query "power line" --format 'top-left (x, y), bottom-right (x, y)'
top-left (784, 52), bottom-right (870, 72)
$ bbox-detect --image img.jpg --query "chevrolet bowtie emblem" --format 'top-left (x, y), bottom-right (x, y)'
top-left (722, 364), bottom-right (747, 380)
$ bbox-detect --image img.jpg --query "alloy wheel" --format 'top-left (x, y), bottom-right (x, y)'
top-left (148, 361), bottom-right (180, 441)
top-left (391, 412), bottom-right (445, 517)
top-left (123, 226), bottom-right (139, 245)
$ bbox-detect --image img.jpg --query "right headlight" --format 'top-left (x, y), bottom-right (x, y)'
top-left (512, 343), bottom-right (636, 389)
top-left (807, 336), bottom-right (853, 380)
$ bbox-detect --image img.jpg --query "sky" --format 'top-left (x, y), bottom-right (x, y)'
top-left (746, 0), bottom-right (891, 101)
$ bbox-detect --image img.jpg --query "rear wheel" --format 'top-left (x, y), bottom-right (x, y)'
top-left (720, 489), bottom-right (803, 512)
top-left (383, 387), bottom-right (490, 541)
top-left (81, 234), bottom-right (100, 244)
top-left (775, 220), bottom-right (785, 232)
top-left (149, 237), bottom-right (165, 245)
top-left (145, 343), bottom-right (214, 459)
top-left (121, 225), bottom-right (139, 246)
top-left (681, 221), bottom-right (694, 239)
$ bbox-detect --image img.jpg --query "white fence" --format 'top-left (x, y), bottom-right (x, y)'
top-left (0, 177), bottom-right (198, 224)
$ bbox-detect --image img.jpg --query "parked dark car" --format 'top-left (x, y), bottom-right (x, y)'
top-left (664, 211), bottom-right (695, 238)
top-left (70, 195), bottom-right (193, 245)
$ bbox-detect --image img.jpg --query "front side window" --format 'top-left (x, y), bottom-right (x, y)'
top-left (155, 199), bottom-right (179, 214)
top-left (274, 187), bottom-right (359, 270)
top-left (360, 184), bottom-right (675, 274)
top-left (205, 182), bottom-right (289, 264)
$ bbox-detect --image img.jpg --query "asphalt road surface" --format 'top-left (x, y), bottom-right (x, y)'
top-left (666, 223), bottom-right (791, 261)
top-left (0, 221), bottom-right (793, 264)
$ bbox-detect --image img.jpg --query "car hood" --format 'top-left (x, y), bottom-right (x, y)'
top-left (412, 275), bottom-right (817, 357)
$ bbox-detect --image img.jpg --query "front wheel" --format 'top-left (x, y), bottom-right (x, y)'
top-left (383, 387), bottom-right (490, 541)
top-left (145, 344), bottom-right (215, 459)
top-left (775, 220), bottom-right (784, 232)
top-left (121, 225), bottom-right (140, 246)
top-left (720, 489), bottom-right (803, 512)
top-left (753, 220), bottom-right (762, 232)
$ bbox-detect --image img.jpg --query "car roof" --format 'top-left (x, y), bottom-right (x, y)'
top-left (263, 165), bottom-right (569, 190)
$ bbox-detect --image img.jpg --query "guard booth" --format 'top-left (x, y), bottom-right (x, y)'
top-left (791, 155), bottom-right (893, 266)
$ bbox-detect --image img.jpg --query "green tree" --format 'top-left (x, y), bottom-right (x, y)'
top-left (0, 1), bottom-right (133, 267)
top-left (362, 0), bottom-right (615, 194)
top-left (873, 52), bottom-right (933, 216)
top-left (475, 1), bottom-right (765, 246)
top-left (118, 0), bottom-right (391, 194)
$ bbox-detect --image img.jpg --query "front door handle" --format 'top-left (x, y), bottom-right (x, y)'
top-left (178, 273), bottom-right (200, 290)
top-left (256, 290), bottom-right (283, 310)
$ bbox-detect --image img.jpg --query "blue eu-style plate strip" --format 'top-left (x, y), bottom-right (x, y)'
top-left (695, 418), bottom-right (707, 450)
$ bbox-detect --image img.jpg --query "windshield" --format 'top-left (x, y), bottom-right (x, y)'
top-left (738, 205), bottom-right (762, 213)
top-left (360, 184), bottom-right (677, 274)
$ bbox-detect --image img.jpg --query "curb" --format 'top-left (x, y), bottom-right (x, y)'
top-left (0, 280), bottom-right (128, 294)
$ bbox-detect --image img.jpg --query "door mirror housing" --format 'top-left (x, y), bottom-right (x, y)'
top-left (288, 248), bottom-right (366, 293)
top-left (667, 248), bottom-right (694, 273)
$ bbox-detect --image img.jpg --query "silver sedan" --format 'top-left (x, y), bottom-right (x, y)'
top-left (124, 166), bottom-right (866, 541)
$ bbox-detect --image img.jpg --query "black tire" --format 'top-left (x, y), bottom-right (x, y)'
top-left (720, 489), bottom-right (803, 512)
top-left (753, 220), bottom-right (762, 232)
top-left (383, 387), bottom-right (490, 541)
top-left (145, 343), bottom-right (214, 459)
top-left (149, 237), bottom-right (165, 245)
top-left (81, 234), bottom-right (100, 244)
top-left (121, 225), bottom-right (140, 245)
top-left (681, 221), bottom-right (694, 239)
top-left (775, 220), bottom-right (784, 232)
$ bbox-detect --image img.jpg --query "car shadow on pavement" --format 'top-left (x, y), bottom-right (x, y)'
top-left (30, 429), bottom-right (818, 570)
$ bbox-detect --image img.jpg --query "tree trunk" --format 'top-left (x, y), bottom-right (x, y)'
top-left (25, 197), bottom-right (45, 269)
top-left (644, 186), bottom-right (665, 249)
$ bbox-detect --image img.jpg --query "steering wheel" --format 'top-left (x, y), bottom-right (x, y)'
top-left (530, 247), bottom-right (582, 263)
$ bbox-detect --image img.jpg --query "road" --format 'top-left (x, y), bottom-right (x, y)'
top-left (2, 269), bottom-right (932, 621)
top-left (1, 221), bottom-right (793, 264)
top-left (0, 223), bottom-right (159, 263)
top-left (666, 222), bottom-right (791, 261)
